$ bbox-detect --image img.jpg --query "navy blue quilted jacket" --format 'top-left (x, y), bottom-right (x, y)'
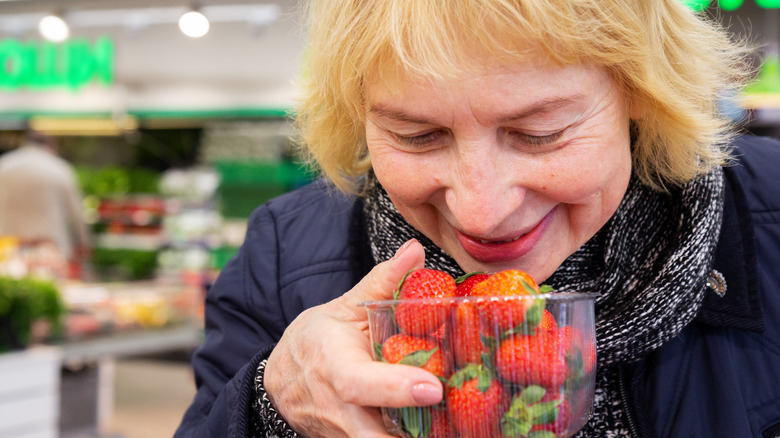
top-left (175, 135), bottom-right (780, 438)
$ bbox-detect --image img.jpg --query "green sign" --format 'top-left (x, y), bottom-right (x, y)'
top-left (682, 0), bottom-right (780, 9)
top-left (0, 37), bottom-right (114, 91)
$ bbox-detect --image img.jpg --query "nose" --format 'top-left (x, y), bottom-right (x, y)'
top-left (444, 145), bottom-right (525, 236)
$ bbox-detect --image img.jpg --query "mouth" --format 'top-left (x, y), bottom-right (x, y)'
top-left (455, 207), bottom-right (557, 264)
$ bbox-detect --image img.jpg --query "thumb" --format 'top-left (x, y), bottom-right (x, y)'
top-left (339, 239), bottom-right (425, 308)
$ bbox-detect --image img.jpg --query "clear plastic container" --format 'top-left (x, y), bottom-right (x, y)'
top-left (360, 293), bottom-right (597, 438)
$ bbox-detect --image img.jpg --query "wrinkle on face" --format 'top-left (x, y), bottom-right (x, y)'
top-left (364, 54), bottom-right (634, 280)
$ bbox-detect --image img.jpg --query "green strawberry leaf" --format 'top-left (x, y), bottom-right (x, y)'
top-left (373, 342), bottom-right (386, 362)
top-left (530, 400), bottom-right (562, 425)
top-left (524, 299), bottom-right (545, 328)
top-left (500, 326), bottom-right (522, 339)
top-left (520, 278), bottom-right (538, 295)
top-left (400, 347), bottom-right (438, 368)
top-left (476, 368), bottom-right (493, 393)
top-left (455, 271), bottom-right (486, 284)
top-left (501, 415), bottom-right (533, 438)
top-left (506, 394), bottom-right (528, 416)
top-left (480, 351), bottom-right (495, 370)
top-left (567, 347), bottom-right (584, 372)
top-left (566, 347), bottom-right (587, 388)
top-left (519, 385), bottom-right (546, 405)
top-left (528, 431), bottom-right (557, 438)
top-left (395, 270), bottom-right (414, 299)
top-left (480, 333), bottom-right (497, 349)
top-left (447, 363), bottom-right (485, 389)
top-left (400, 406), bottom-right (431, 438)
top-left (539, 284), bottom-right (554, 293)
top-left (448, 363), bottom-right (477, 388)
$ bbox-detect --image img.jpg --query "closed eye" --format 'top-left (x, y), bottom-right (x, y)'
top-left (393, 130), bottom-right (446, 148)
top-left (508, 130), bottom-right (564, 148)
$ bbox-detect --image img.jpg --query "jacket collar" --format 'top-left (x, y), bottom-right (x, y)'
top-left (695, 166), bottom-right (765, 332)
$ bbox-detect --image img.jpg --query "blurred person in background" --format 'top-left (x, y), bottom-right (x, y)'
top-left (0, 129), bottom-right (91, 278)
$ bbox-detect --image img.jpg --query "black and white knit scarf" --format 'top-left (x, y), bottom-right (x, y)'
top-left (364, 168), bottom-right (724, 435)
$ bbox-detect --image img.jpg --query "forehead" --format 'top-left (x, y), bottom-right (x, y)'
top-left (364, 54), bottom-right (612, 114)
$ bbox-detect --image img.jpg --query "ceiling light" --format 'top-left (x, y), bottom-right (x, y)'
top-left (38, 14), bottom-right (69, 42)
top-left (178, 10), bottom-right (209, 38)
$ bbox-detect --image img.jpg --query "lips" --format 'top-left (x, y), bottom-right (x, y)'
top-left (456, 207), bottom-right (556, 264)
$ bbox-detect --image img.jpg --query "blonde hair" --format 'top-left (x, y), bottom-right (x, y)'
top-left (295, 0), bottom-right (753, 193)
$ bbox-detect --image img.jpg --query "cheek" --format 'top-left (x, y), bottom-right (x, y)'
top-left (541, 128), bottom-right (632, 200)
top-left (537, 157), bottom-right (619, 204)
top-left (549, 149), bottom-right (632, 239)
top-left (367, 143), bottom-right (442, 205)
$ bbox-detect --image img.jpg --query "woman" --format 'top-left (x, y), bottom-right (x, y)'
top-left (176, 0), bottom-right (780, 437)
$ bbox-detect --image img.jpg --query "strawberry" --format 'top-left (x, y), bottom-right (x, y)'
top-left (447, 300), bottom-right (492, 368)
top-left (430, 407), bottom-right (456, 438)
top-left (500, 385), bottom-right (566, 437)
top-left (381, 333), bottom-right (450, 379)
top-left (395, 406), bottom-right (455, 438)
top-left (469, 269), bottom-right (545, 333)
top-left (431, 322), bottom-right (448, 344)
top-left (538, 309), bottom-right (558, 332)
top-left (455, 272), bottom-right (491, 297)
top-left (395, 269), bottom-right (457, 335)
top-left (446, 364), bottom-right (510, 438)
top-left (558, 326), bottom-right (596, 376)
top-left (494, 331), bottom-right (568, 388)
top-left (529, 398), bottom-right (572, 436)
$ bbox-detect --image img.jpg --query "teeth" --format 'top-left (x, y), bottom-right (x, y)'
top-left (479, 236), bottom-right (521, 244)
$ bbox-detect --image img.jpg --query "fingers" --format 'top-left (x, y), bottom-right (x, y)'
top-left (331, 356), bottom-right (444, 409)
top-left (339, 405), bottom-right (397, 438)
top-left (339, 239), bottom-right (425, 308)
top-left (327, 239), bottom-right (442, 408)
top-left (263, 238), bottom-right (433, 436)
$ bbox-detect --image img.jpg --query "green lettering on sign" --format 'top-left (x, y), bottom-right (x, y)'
top-left (718, 0), bottom-right (745, 10)
top-left (681, 0), bottom-right (711, 11)
top-left (0, 37), bottom-right (114, 92)
top-left (680, 0), bottom-right (780, 8)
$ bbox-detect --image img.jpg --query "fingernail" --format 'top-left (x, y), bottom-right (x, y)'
top-left (392, 239), bottom-right (416, 260)
top-left (411, 382), bottom-right (442, 405)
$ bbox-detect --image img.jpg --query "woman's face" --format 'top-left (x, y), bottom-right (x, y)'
top-left (365, 55), bottom-right (634, 282)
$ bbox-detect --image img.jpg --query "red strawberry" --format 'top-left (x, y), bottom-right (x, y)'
top-left (455, 272), bottom-right (491, 297)
top-left (469, 269), bottom-right (544, 333)
top-left (395, 269), bottom-right (457, 335)
top-left (538, 309), bottom-right (558, 332)
top-left (494, 331), bottom-right (568, 388)
top-left (446, 364), bottom-right (510, 438)
top-left (448, 300), bottom-right (491, 368)
top-left (381, 333), bottom-right (450, 379)
top-left (431, 322), bottom-right (448, 344)
top-left (558, 325), bottom-right (596, 377)
top-left (396, 406), bottom-right (455, 438)
top-left (430, 407), bottom-right (456, 438)
top-left (529, 399), bottom-right (572, 436)
top-left (501, 385), bottom-right (567, 437)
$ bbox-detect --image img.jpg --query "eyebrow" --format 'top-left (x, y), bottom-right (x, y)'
top-left (367, 104), bottom-right (434, 125)
top-left (496, 95), bottom-right (586, 124)
top-left (368, 95), bottom-right (586, 125)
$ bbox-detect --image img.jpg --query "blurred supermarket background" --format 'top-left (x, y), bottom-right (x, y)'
top-left (0, 1), bottom-right (778, 438)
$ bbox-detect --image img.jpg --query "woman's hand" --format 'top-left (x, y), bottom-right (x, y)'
top-left (264, 239), bottom-right (444, 437)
